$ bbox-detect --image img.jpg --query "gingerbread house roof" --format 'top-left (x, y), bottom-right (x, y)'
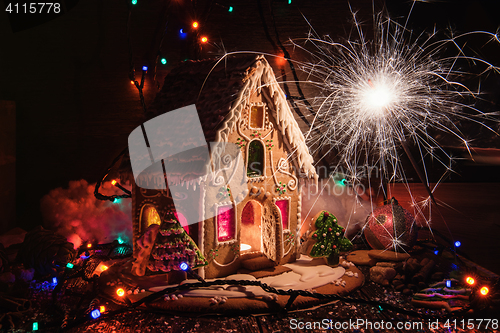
top-left (145, 54), bottom-right (317, 181)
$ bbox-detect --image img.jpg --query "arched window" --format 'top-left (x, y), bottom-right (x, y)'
top-left (247, 140), bottom-right (264, 177)
top-left (241, 200), bottom-right (262, 252)
top-left (140, 205), bottom-right (161, 234)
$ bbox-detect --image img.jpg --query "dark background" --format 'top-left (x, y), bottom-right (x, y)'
top-left (0, 0), bottom-right (499, 260)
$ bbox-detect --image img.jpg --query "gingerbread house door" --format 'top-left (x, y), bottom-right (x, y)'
top-left (261, 202), bottom-right (282, 262)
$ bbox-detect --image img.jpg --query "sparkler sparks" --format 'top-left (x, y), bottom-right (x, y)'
top-left (294, 7), bottom-right (499, 185)
top-left (284, 3), bottom-right (500, 251)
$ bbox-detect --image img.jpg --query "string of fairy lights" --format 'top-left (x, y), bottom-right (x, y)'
top-left (29, 236), bottom-right (498, 331)
top-left (75, 1), bottom-right (500, 331)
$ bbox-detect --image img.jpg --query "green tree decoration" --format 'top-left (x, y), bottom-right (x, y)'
top-left (148, 216), bottom-right (207, 273)
top-left (309, 211), bottom-right (352, 266)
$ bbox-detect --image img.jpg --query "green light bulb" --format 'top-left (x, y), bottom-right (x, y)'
top-left (228, 6), bottom-right (233, 12)
top-left (131, 0), bottom-right (137, 5)
top-left (161, 58), bottom-right (167, 65)
top-left (66, 263), bottom-right (74, 269)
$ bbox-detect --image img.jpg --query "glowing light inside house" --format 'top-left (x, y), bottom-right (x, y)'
top-left (217, 205), bottom-right (235, 242)
top-left (116, 288), bottom-right (125, 297)
top-left (240, 243), bottom-right (251, 251)
top-left (480, 286), bottom-right (489, 296)
top-left (144, 206), bottom-right (161, 228)
top-left (276, 199), bottom-right (289, 230)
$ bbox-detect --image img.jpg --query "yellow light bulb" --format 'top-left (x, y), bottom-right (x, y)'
top-left (116, 288), bottom-right (125, 297)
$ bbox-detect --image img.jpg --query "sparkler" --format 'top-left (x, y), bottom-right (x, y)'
top-left (294, 6), bottom-right (499, 189)
top-left (287, 3), bottom-right (500, 252)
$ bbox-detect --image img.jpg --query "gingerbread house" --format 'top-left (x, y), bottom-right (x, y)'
top-left (130, 54), bottom-right (318, 279)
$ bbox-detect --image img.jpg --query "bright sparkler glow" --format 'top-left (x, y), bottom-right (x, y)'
top-left (293, 8), bottom-right (499, 184)
top-left (281, 4), bottom-right (499, 252)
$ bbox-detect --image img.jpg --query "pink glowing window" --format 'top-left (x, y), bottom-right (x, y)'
top-left (174, 212), bottom-right (189, 234)
top-left (217, 205), bottom-right (235, 242)
top-left (276, 200), bottom-right (289, 230)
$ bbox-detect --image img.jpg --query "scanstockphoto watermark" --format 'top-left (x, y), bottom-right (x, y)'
top-left (289, 318), bottom-right (425, 330)
top-left (289, 318), bottom-right (500, 331)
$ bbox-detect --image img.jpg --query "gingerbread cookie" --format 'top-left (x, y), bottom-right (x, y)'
top-left (368, 249), bottom-right (410, 262)
top-left (346, 250), bottom-right (378, 266)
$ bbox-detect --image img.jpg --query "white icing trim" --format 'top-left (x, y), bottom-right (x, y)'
top-left (276, 157), bottom-right (298, 191)
top-left (282, 230), bottom-right (293, 257)
top-left (270, 151), bottom-right (297, 192)
top-left (210, 144), bottom-right (239, 187)
top-left (236, 118), bottom-right (251, 143)
top-left (213, 255), bottom-right (239, 267)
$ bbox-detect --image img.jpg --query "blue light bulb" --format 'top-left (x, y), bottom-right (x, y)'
top-left (180, 262), bottom-right (189, 271)
top-left (91, 309), bottom-right (101, 319)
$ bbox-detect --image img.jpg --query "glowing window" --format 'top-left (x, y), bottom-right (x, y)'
top-left (217, 205), bottom-right (235, 242)
top-left (141, 205), bottom-right (161, 232)
top-left (247, 140), bottom-right (264, 177)
top-left (249, 105), bottom-right (264, 129)
top-left (275, 199), bottom-right (289, 230)
top-left (174, 211), bottom-right (189, 234)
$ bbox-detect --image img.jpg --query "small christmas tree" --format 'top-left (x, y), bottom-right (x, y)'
top-left (148, 215), bottom-right (207, 274)
top-left (309, 211), bottom-right (352, 266)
